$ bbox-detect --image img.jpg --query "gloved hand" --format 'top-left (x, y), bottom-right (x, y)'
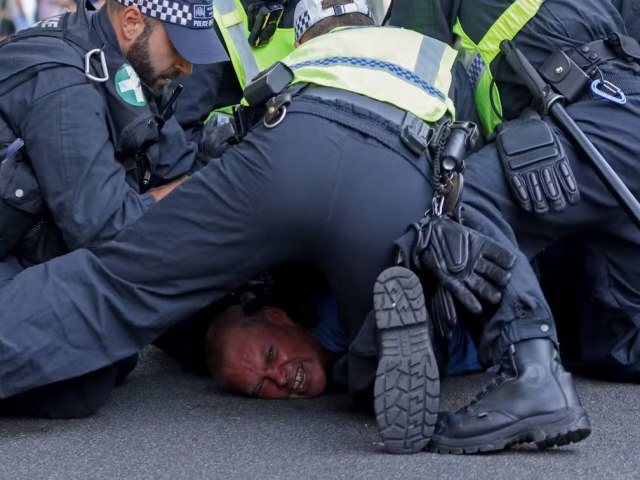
top-left (419, 215), bottom-right (516, 314)
top-left (396, 214), bottom-right (517, 322)
top-left (198, 113), bottom-right (236, 159)
top-left (496, 111), bottom-right (579, 214)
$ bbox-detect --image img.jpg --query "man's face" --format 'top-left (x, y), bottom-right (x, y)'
top-left (216, 307), bottom-right (328, 399)
top-left (126, 20), bottom-right (192, 97)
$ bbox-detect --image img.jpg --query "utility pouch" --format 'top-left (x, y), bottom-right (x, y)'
top-left (0, 139), bottom-right (43, 258)
top-left (497, 111), bottom-right (579, 214)
top-left (539, 49), bottom-right (591, 103)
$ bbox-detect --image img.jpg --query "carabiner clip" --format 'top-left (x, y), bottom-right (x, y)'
top-left (85, 48), bottom-right (109, 83)
top-left (590, 78), bottom-right (626, 105)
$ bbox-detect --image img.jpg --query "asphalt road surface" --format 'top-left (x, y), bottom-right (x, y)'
top-left (2, 347), bottom-right (638, 479)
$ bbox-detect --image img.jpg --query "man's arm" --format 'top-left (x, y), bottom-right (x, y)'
top-left (10, 67), bottom-right (162, 250)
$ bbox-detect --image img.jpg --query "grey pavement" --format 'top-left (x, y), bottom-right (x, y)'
top-left (1, 346), bottom-right (638, 480)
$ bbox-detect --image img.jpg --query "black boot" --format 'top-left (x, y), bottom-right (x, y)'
top-left (373, 266), bottom-right (440, 454)
top-left (429, 338), bottom-right (591, 454)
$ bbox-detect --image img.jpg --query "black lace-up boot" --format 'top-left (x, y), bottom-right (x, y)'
top-left (429, 338), bottom-right (591, 454)
top-left (373, 266), bottom-right (440, 454)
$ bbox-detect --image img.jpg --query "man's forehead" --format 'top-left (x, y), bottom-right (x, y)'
top-left (220, 332), bottom-right (265, 373)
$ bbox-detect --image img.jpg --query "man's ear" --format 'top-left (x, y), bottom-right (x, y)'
top-left (120, 6), bottom-right (146, 44)
top-left (262, 306), bottom-right (294, 327)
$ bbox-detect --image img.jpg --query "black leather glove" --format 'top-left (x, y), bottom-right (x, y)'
top-left (399, 215), bottom-right (517, 316)
top-left (497, 111), bottom-right (579, 214)
top-left (419, 215), bottom-right (516, 314)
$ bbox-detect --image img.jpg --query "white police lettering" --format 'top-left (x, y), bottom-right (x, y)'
top-left (118, 65), bottom-right (145, 104)
top-left (193, 19), bottom-right (213, 27)
top-left (192, 3), bottom-right (213, 27)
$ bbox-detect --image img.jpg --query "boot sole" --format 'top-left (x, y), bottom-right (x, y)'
top-left (373, 266), bottom-right (440, 454)
top-left (429, 406), bottom-right (591, 454)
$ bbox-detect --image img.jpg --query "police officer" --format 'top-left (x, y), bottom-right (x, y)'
top-left (0, 0), bottom-right (227, 417)
top-left (173, 0), bottom-right (393, 143)
top-left (0, 0), bottom-right (590, 454)
top-left (153, 0), bottom-right (303, 359)
top-left (385, 0), bottom-right (640, 453)
top-left (172, 0), bottom-right (302, 143)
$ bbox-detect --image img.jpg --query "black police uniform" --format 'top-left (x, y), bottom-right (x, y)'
top-left (0, 51), bottom-right (547, 405)
top-left (154, 56), bottom-right (483, 380)
top-left (390, 0), bottom-right (640, 381)
top-left (0, 5), bottom-right (195, 417)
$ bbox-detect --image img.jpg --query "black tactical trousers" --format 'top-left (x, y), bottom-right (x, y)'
top-left (0, 355), bottom-right (137, 418)
top-left (463, 92), bottom-right (640, 374)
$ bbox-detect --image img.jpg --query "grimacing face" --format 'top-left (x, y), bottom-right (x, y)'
top-left (212, 306), bottom-right (328, 399)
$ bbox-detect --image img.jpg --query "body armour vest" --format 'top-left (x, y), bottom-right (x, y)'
top-left (281, 26), bottom-right (457, 123)
top-left (0, 5), bottom-right (162, 185)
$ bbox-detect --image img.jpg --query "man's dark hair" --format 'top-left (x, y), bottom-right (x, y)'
top-left (300, 0), bottom-right (374, 43)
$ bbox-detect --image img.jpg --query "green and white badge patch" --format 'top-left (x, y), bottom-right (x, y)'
top-left (115, 64), bottom-right (147, 107)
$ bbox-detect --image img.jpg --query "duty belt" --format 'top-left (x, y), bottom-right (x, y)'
top-left (540, 32), bottom-right (640, 104)
top-left (567, 33), bottom-right (640, 74)
top-left (300, 86), bottom-right (436, 154)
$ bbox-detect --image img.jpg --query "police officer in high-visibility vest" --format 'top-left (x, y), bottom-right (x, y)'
top-left (171, 0), bottom-right (301, 143)
top-left (173, 0), bottom-right (392, 143)
top-left (0, 0), bottom-right (227, 418)
top-left (0, 0), bottom-right (590, 454)
top-left (386, 0), bottom-right (640, 453)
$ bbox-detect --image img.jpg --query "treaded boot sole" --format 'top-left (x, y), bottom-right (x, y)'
top-left (373, 266), bottom-right (439, 454)
top-left (429, 406), bottom-right (591, 454)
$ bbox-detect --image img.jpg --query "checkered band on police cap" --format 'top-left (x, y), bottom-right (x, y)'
top-left (114, 0), bottom-right (227, 64)
top-left (294, 0), bottom-right (372, 42)
top-left (116, 0), bottom-right (211, 29)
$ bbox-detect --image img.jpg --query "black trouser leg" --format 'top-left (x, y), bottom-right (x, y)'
top-left (0, 355), bottom-right (137, 418)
